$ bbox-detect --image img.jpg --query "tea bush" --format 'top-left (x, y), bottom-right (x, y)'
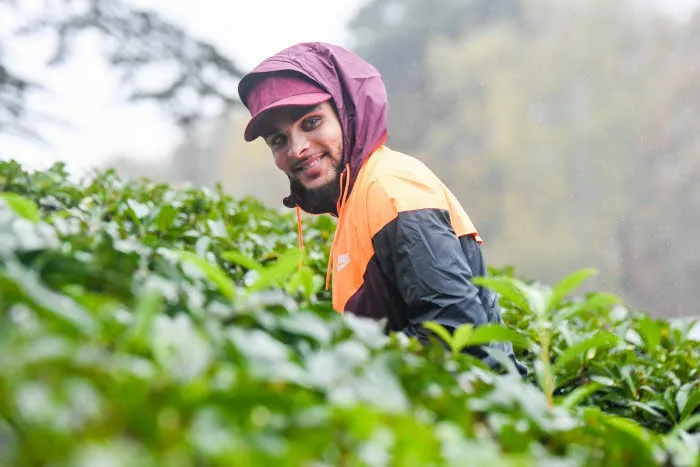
top-left (0, 160), bottom-right (698, 466)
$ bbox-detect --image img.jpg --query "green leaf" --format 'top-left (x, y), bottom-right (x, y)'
top-left (466, 324), bottom-right (531, 350)
top-left (175, 250), bottom-right (236, 299)
top-left (677, 382), bottom-right (700, 421)
top-left (221, 250), bottom-right (264, 271)
top-left (672, 413), bottom-right (700, 434)
top-left (602, 416), bottom-right (656, 465)
top-left (637, 315), bottom-right (662, 354)
top-left (553, 332), bottom-right (619, 374)
top-left (286, 266), bottom-right (321, 301)
top-left (278, 311), bottom-right (333, 345)
top-left (590, 376), bottom-right (617, 387)
top-left (1, 192), bottom-right (39, 223)
top-left (151, 314), bottom-right (213, 383)
top-left (451, 324), bottom-right (473, 353)
top-left (482, 347), bottom-right (524, 377)
top-left (558, 382), bottom-right (604, 409)
top-left (248, 248), bottom-right (301, 292)
top-left (126, 199), bottom-right (150, 221)
top-left (471, 276), bottom-right (531, 314)
top-left (628, 401), bottom-right (667, 420)
top-left (122, 290), bottom-right (164, 351)
top-left (547, 268), bottom-right (597, 313)
top-left (422, 322), bottom-right (453, 348)
top-left (155, 205), bottom-right (178, 232)
top-left (2, 261), bottom-right (97, 336)
top-left (555, 292), bottom-right (622, 322)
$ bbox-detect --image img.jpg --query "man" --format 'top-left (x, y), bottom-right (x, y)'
top-left (238, 42), bottom-right (526, 375)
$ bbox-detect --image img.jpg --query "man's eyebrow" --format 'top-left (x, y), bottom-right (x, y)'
top-left (291, 104), bottom-right (321, 121)
top-left (260, 104), bottom-right (322, 138)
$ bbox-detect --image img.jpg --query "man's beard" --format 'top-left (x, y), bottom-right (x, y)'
top-left (289, 162), bottom-right (344, 215)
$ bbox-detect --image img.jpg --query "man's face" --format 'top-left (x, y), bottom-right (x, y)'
top-left (261, 101), bottom-right (344, 193)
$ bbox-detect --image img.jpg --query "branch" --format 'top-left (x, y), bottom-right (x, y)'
top-left (12, 0), bottom-right (245, 130)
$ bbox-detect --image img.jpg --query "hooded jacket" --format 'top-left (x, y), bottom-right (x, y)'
top-left (239, 43), bottom-right (526, 374)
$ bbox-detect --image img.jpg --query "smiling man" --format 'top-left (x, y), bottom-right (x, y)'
top-left (238, 43), bottom-right (526, 375)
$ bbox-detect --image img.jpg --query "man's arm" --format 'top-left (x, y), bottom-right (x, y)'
top-left (371, 207), bottom-right (491, 343)
top-left (365, 175), bottom-right (527, 375)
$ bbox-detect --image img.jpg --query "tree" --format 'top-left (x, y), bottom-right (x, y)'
top-left (347, 0), bottom-right (522, 152)
top-left (0, 0), bottom-right (245, 137)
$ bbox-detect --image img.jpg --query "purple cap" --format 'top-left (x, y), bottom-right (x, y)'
top-left (243, 74), bottom-right (331, 141)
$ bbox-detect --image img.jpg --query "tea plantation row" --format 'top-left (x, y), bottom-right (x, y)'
top-left (0, 161), bottom-right (698, 466)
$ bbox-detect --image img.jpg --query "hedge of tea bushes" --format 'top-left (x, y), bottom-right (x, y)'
top-left (0, 160), bottom-right (698, 466)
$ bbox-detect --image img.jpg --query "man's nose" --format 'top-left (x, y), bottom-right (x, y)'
top-left (288, 133), bottom-right (310, 159)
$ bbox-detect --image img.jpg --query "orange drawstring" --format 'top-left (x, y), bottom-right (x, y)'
top-left (325, 163), bottom-right (351, 290)
top-left (296, 205), bottom-right (304, 271)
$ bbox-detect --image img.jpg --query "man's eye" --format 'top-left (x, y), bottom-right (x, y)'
top-left (268, 134), bottom-right (285, 147)
top-left (302, 117), bottom-right (321, 131)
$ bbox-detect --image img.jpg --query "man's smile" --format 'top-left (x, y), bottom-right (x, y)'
top-left (295, 153), bottom-right (326, 173)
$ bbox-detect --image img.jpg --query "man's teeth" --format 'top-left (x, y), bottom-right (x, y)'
top-left (301, 156), bottom-right (322, 170)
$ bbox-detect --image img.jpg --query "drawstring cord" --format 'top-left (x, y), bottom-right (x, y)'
top-left (325, 163), bottom-right (351, 290)
top-left (296, 205), bottom-right (304, 271)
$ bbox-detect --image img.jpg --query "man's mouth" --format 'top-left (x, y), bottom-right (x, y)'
top-left (295, 153), bottom-right (325, 172)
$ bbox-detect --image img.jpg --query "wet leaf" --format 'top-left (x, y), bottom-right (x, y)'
top-left (547, 268), bottom-right (597, 313)
top-left (422, 322), bottom-right (453, 347)
top-left (553, 332), bottom-right (619, 373)
top-left (1, 193), bottom-right (39, 223)
top-left (677, 382), bottom-right (700, 421)
top-left (175, 250), bottom-right (236, 300)
top-left (467, 324), bottom-right (531, 350)
top-left (471, 276), bottom-right (531, 314)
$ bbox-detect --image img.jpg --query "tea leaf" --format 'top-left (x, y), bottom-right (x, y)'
top-left (553, 332), bottom-right (619, 373)
top-left (467, 324), bottom-right (531, 350)
top-left (558, 382), bottom-right (605, 409)
top-left (1, 193), bottom-right (39, 223)
top-left (628, 401), bottom-right (666, 419)
top-left (673, 413), bottom-right (700, 434)
top-left (3, 261), bottom-right (97, 336)
top-left (471, 276), bottom-right (531, 313)
top-left (175, 250), bottom-right (236, 299)
top-left (555, 292), bottom-right (622, 322)
top-left (677, 382), bottom-right (700, 421)
top-left (451, 324), bottom-right (473, 353)
top-left (222, 250), bottom-right (264, 271)
top-left (248, 248), bottom-right (301, 292)
top-left (637, 315), bottom-right (662, 353)
top-left (547, 268), bottom-right (597, 313)
top-left (422, 322), bottom-right (453, 348)
top-left (602, 416), bottom-right (656, 465)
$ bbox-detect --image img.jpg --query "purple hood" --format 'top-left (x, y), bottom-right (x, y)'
top-left (237, 42), bottom-right (388, 214)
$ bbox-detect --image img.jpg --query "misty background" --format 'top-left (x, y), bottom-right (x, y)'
top-left (1, 0), bottom-right (699, 321)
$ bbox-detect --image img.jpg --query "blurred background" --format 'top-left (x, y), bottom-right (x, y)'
top-left (1, 0), bottom-right (699, 321)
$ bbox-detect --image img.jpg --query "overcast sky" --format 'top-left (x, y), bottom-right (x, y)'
top-left (0, 0), bottom-right (698, 176)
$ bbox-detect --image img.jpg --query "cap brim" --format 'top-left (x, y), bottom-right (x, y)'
top-left (244, 92), bottom-right (331, 141)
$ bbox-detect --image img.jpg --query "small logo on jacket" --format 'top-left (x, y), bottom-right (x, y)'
top-left (337, 253), bottom-right (350, 271)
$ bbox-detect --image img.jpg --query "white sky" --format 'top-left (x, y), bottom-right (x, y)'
top-left (0, 0), bottom-right (698, 177)
top-left (0, 0), bottom-right (369, 175)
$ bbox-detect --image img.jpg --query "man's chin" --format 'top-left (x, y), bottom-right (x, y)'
top-left (291, 175), bottom-right (342, 215)
top-left (301, 179), bottom-right (332, 192)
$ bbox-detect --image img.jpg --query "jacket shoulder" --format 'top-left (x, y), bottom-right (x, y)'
top-left (358, 147), bottom-right (450, 236)
top-left (359, 146), bottom-right (480, 240)
top-left (364, 146), bottom-right (447, 208)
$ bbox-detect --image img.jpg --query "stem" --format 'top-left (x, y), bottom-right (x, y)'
top-left (541, 331), bottom-right (554, 409)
